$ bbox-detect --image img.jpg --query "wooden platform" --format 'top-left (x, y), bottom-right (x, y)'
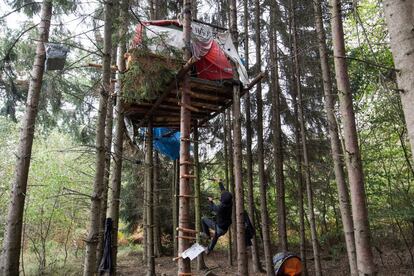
top-left (124, 77), bottom-right (236, 128)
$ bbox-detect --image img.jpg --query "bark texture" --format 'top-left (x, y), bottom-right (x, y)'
top-left (0, 1), bottom-right (52, 274)
top-left (107, 0), bottom-right (128, 272)
top-left (330, 0), bottom-right (376, 274)
top-left (232, 83), bottom-right (248, 274)
top-left (313, 0), bottom-right (358, 274)
top-left (178, 1), bottom-right (192, 274)
top-left (223, 112), bottom-right (233, 266)
top-left (194, 124), bottom-right (207, 270)
top-left (83, 0), bottom-right (115, 273)
top-left (290, 0), bottom-right (322, 274)
top-left (146, 121), bottom-right (155, 276)
top-left (288, 6), bottom-right (307, 273)
top-left (269, 0), bottom-right (288, 252)
top-left (384, 0), bottom-right (414, 165)
top-left (228, 1), bottom-right (247, 273)
top-left (243, 0), bottom-right (262, 271)
top-left (226, 109), bottom-right (237, 264)
top-left (153, 151), bottom-right (162, 257)
top-left (254, 0), bottom-right (274, 274)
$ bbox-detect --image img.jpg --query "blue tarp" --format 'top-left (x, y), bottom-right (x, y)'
top-left (153, 128), bottom-right (180, 160)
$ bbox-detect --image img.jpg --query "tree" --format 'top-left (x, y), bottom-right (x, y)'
top-left (228, 0), bottom-right (247, 273)
top-left (193, 123), bottom-right (207, 270)
top-left (226, 109), bottom-right (237, 263)
top-left (145, 121), bottom-right (155, 275)
top-left (383, 0), bottom-right (414, 165)
top-left (83, 0), bottom-right (115, 274)
top-left (312, 0), bottom-right (357, 274)
top-left (106, 0), bottom-right (128, 272)
top-left (290, 0), bottom-right (322, 272)
top-left (329, 0), bottom-right (376, 274)
top-left (0, 1), bottom-right (53, 274)
top-left (254, 0), bottom-right (274, 274)
top-left (269, 0), bottom-right (288, 252)
top-left (287, 1), bottom-right (307, 272)
top-left (177, 1), bottom-right (192, 274)
top-left (243, 0), bottom-right (262, 271)
top-left (223, 111), bottom-right (233, 266)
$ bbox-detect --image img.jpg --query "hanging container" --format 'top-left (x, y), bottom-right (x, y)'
top-left (45, 43), bottom-right (69, 71)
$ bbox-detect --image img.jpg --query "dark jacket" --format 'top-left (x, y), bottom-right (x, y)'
top-left (244, 211), bottom-right (255, 246)
top-left (209, 191), bottom-right (233, 231)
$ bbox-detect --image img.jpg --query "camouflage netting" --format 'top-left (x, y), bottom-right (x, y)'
top-left (122, 48), bottom-right (183, 103)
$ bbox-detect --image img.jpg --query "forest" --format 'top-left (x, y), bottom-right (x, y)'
top-left (0, 0), bottom-right (413, 275)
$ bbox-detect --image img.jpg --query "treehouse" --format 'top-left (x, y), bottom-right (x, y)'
top-left (122, 19), bottom-right (259, 129)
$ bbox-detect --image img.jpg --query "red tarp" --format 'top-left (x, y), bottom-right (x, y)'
top-left (132, 21), bottom-right (234, 81)
top-left (194, 40), bottom-right (233, 80)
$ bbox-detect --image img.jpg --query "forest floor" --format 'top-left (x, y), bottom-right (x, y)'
top-left (116, 247), bottom-right (414, 276)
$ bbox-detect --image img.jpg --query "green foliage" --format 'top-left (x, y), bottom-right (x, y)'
top-left (121, 48), bottom-right (181, 103)
top-left (0, 117), bottom-right (95, 273)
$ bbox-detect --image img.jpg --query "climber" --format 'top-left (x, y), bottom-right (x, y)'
top-left (201, 180), bottom-right (233, 255)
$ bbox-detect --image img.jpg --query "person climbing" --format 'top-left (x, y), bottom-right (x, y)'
top-left (200, 180), bottom-right (233, 255)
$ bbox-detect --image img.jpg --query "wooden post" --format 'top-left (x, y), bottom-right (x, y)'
top-left (178, 1), bottom-right (192, 275)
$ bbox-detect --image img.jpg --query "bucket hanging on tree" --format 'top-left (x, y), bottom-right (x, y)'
top-left (45, 43), bottom-right (69, 71)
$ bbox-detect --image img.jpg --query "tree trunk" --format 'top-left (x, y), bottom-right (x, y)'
top-left (143, 155), bottom-right (148, 263)
top-left (83, 0), bottom-right (115, 274)
top-left (172, 159), bottom-right (179, 256)
top-left (228, 1), bottom-right (247, 273)
top-left (384, 0), bottom-right (414, 165)
top-left (330, 0), bottom-right (376, 274)
top-left (243, 0), bottom-right (262, 272)
top-left (177, 1), bottom-right (192, 274)
top-left (223, 112), bottom-right (233, 266)
top-left (254, 1), bottom-right (274, 274)
top-left (153, 151), bottom-right (162, 257)
top-left (269, 0), bottom-right (288, 253)
top-left (0, 1), bottom-right (52, 274)
top-left (313, 0), bottom-right (358, 274)
top-left (146, 121), bottom-right (155, 276)
top-left (194, 123), bottom-right (207, 270)
top-left (191, 0), bottom-right (198, 19)
top-left (290, 0), bottom-right (322, 274)
top-left (107, 0), bottom-right (128, 272)
top-left (288, 5), bottom-right (307, 274)
top-left (97, 22), bottom-right (119, 265)
top-left (226, 109), bottom-right (237, 264)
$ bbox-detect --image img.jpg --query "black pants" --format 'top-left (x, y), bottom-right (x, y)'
top-left (201, 217), bottom-right (227, 251)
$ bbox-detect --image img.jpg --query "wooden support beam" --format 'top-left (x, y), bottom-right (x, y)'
top-left (243, 71), bottom-right (266, 92)
top-left (176, 235), bottom-right (197, 240)
top-left (180, 161), bottom-right (194, 166)
top-left (178, 102), bottom-right (200, 113)
top-left (176, 227), bottom-right (197, 234)
top-left (180, 174), bottom-right (196, 179)
top-left (175, 194), bottom-right (196, 198)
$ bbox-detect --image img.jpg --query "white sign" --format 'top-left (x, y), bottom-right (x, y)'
top-left (192, 22), bottom-right (214, 40)
top-left (181, 243), bottom-right (206, 260)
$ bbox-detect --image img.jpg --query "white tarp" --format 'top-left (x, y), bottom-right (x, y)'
top-left (216, 32), bottom-right (249, 85)
top-left (142, 23), bottom-right (250, 86)
top-left (181, 243), bottom-right (206, 260)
